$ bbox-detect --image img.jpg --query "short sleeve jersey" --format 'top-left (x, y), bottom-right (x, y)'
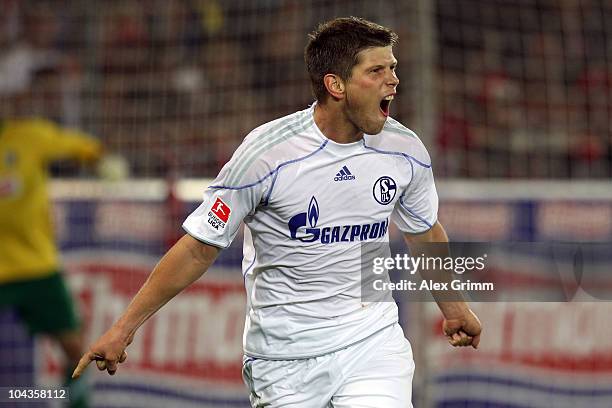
top-left (183, 104), bottom-right (438, 359)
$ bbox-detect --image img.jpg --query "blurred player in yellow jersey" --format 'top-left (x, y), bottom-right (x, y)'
top-left (0, 118), bottom-right (101, 408)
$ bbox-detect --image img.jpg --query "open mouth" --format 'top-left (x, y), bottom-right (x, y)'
top-left (379, 95), bottom-right (394, 117)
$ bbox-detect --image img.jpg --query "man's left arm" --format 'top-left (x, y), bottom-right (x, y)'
top-left (403, 221), bottom-right (482, 349)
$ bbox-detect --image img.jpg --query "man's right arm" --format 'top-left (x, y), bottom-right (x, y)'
top-left (72, 234), bottom-right (220, 378)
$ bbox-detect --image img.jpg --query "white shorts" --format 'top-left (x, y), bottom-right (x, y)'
top-left (242, 323), bottom-right (414, 408)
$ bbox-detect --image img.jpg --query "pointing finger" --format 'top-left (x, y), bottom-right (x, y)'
top-left (72, 352), bottom-right (95, 379)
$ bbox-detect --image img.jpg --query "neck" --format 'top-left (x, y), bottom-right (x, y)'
top-left (313, 101), bottom-right (363, 144)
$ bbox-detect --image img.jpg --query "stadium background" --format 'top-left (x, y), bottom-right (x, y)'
top-left (1, 0), bottom-right (612, 407)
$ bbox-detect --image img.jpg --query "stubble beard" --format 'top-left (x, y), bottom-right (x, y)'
top-left (345, 93), bottom-right (385, 136)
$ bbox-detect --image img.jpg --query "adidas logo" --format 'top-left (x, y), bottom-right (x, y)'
top-left (334, 165), bottom-right (356, 181)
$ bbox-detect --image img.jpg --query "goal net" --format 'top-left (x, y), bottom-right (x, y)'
top-left (1, 1), bottom-right (612, 407)
top-left (434, 0), bottom-right (612, 178)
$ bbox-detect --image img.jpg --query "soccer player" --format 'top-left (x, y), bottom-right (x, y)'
top-left (73, 17), bottom-right (481, 407)
top-left (0, 118), bottom-right (101, 407)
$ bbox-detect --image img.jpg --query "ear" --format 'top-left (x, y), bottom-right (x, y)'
top-left (323, 74), bottom-right (345, 100)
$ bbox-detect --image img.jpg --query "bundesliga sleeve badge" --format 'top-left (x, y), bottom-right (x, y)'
top-left (207, 197), bottom-right (231, 230)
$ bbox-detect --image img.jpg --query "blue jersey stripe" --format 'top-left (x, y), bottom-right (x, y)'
top-left (399, 195), bottom-right (434, 229)
top-left (209, 140), bottom-right (328, 199)
top-left (228, 112), bottom-right (310, 186)
top-left (363, 143), bottom-right (431, 169)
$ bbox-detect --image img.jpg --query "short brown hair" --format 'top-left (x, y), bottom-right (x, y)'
top-left (304, 17), bottom-right (398, 102)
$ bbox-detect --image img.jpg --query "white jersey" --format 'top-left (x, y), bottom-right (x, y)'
top-left (183, 103), bottom-right (438, 359)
